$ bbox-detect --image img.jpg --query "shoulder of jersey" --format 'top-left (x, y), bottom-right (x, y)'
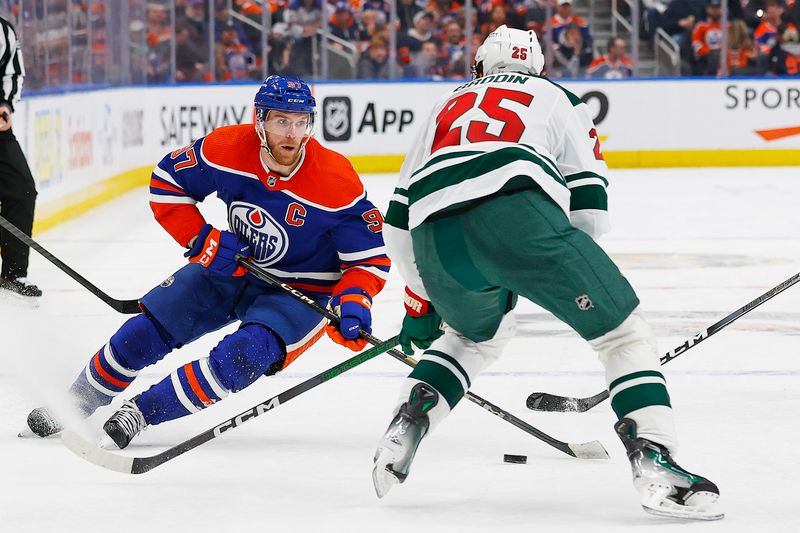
top-left (200, 124), bottom-right (261, 171)
top-left (289, 138), bottom-right (365, 210)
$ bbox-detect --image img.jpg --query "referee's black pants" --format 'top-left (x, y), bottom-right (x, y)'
top-left (0, 128), bottom-right (37, 280)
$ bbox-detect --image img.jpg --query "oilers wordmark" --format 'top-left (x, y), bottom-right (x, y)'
top-left (229, 202), bottom-right (289, 265)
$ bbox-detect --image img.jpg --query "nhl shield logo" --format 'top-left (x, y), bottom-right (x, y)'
top-left (160, 276), bottom-right (175, 288)
top-left (575, 294), bottom-right (594, 311)
top-left (322, 96), bottom-right (352, 141)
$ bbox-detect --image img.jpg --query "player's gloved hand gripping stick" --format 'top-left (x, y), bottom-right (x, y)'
top-left (326, 288), bottom-right (373, 351)
top-left (185, 224), bottom-right (251, 277)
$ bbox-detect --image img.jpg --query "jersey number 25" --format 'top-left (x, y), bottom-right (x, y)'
top-left (431, 87), bottom-right (534, 154)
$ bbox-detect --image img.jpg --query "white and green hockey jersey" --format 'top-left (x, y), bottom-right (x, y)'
top-left (384, 72), bottom-right (611, 300)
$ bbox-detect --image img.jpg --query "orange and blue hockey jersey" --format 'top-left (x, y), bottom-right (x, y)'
top-left (148, 124), bottom-right (390, 298)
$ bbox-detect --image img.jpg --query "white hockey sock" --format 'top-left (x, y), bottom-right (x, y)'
top-left (590, 311), bottom-right (678, 453)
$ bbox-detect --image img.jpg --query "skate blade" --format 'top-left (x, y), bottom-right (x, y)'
top-left (17, 428), bottom-right (60, 439)
top-left (642, 489), bottom-right (724, 521)
top-left (372, 448), bottom-right (401, 499)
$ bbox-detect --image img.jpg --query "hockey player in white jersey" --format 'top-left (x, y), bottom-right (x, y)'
top-left (372, 25), bottom-right (722, 521)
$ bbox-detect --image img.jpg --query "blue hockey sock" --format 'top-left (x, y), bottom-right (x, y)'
top-left (136, 324), bottom-right (285, 425)
top-left (69, 313), bottom-right (173, 416)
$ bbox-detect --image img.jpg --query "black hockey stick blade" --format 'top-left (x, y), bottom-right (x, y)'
top-left (526, 390), bottom-right (610, 414)
top-left (61, 335), bottom-right (400, 474)
top-left (0, 214), bottom-right (140, 314)
top-left (236, 258), bottom-right (608, 460)
top-left (526, 271), bottom-right (800, 413)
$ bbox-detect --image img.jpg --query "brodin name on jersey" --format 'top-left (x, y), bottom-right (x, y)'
top-left (229, 202), bottom-right (289, 266)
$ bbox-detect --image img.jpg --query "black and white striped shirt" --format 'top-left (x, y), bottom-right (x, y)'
top-left (0, 15), bottom-right (24, 112)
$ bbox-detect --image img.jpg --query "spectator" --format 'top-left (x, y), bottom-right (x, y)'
top-left (399, 10), bottom-right (435, 55)
top-left (481, 4), bottom-right (509, 35)
top-left (362, 0), bottom-right (391, 21)
top-left (786, 0), bottom-right (800, 30)
top-left (727, 18), bottom-right (766, 75)
top-left (521, 0), bottom-right (549, 32)
top-left (146, 3), bottom-right (172, 82)
top-left (268, 22), bottom-right (300, 76)
top-left (214, 2), bottom-right (254, 54)
top-left (770, 22), bottom-right (800, 75)
top-left (356, 9), bottom-right (388, 53)
top-left (691, 0), bottom-right (724, 76)
top-left (330, 2), bottom-right (359, 41)
top-left (397, 0), bottom-right (423, 33)
top-left (175, 23), bottom-right (208, 81)
top-left (358, 35), bottom-right (390, 78)
top-left (218, 22), bottom-right (259, 80)
top-left (285, 0), bottom-right (323, 77)
top-left (551, 1), bottom-right (592, 46)
top-left (178, 0), bottom-right (209, 51)
top-left (440, 21), bottom-right (467, 76)
top-left (755, 0), bottom-right (796, 54)
top-left (587, 37), bottom-right (634, 78)
top-left (640, 0), bottom-right (669, 40)
top-left (404, 40), bottom-right (443, 77)
top-left (553, 22), bottom-right (594, 78)
top-left (660, 0), bottom-right (705, 46)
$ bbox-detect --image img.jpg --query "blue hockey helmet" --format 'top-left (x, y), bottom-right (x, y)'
top-left (254, 76), bottom-right (316, 157)
top-left (254, 75), bottom-right (316, 115)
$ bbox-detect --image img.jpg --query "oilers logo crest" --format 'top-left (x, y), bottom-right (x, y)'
top-left (229, 202), bottom-right (289, 266)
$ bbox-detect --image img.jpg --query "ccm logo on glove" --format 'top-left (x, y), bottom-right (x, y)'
top-left (185, 224), bottom-right (251, 277)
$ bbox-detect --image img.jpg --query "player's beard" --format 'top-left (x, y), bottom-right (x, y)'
top-left (265, 136), bottom-right (303, 168)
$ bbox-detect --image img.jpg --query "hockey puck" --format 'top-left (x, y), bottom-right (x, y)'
top-left (503, 454), bottom-right (527, 464)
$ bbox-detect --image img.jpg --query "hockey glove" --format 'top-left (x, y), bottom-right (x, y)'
top-left (326, 288), bottom-right (372, 351)
top-left (185, 224), bottom-right (251, 277)
top-left (399, 287), bottom-right (443, 355)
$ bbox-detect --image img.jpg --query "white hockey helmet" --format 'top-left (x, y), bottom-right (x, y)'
top-left (474, 25), bottom-right (545, 78)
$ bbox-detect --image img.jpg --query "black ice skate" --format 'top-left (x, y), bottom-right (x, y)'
top-left (102, 397), bottom-right (148, 450)
top-left (372, 382), bottom-right (439, 498)
top-left (615, 418), bottom-right (723, 520)
top-left (20, 407), bottom-right (63, 438)
top-left (0, 277), bottom-right (42, 304)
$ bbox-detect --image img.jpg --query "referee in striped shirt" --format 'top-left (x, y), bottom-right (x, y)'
top-left (1, 15), bottom-right (41, 301)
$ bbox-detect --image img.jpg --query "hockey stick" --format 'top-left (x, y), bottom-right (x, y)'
top-left (237, 258), bottom-right (608, 460)
top-left (526, 271), bottom-right (800, 413)
top-left (0, 214), bottom-right (140, 314)
top-left (61, 335), bottom-right (400, 474)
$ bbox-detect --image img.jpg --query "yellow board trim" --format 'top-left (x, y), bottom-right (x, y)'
top-left (32, 166), bottom-right (152, 236)
top-left (346, 150), bottom-right (800, 174)
top-left (603, 150), bottom-right (800, 168)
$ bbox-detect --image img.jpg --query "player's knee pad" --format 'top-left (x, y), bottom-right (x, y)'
top-left (589, 310), bottom-right (658, 368)
top-left (110, 312), bottom-right (174, 371)
top-left (208, 324), bottom-right (285, 393)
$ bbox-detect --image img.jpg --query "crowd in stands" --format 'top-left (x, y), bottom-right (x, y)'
top-left (639, 0), bottom-right (800, 75)
top-left (144, 0), bottom-right (633, 81)
top-left (5, 0), bottom-right (797, 86)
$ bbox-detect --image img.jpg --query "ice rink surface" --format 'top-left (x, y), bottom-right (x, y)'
top-left (1, 167), bottom-right (799, 532)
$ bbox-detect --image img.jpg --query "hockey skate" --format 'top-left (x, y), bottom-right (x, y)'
top-left (372, 382), bottom-right (438, 498)
top-left (0, 277), bottom-right (42, 305)
top-left (101, 397), bottom-right (147, 450)
top-left (615, 418), bottom-right (723, 520)
top-left (20, 407), bottom-right (63, 438)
